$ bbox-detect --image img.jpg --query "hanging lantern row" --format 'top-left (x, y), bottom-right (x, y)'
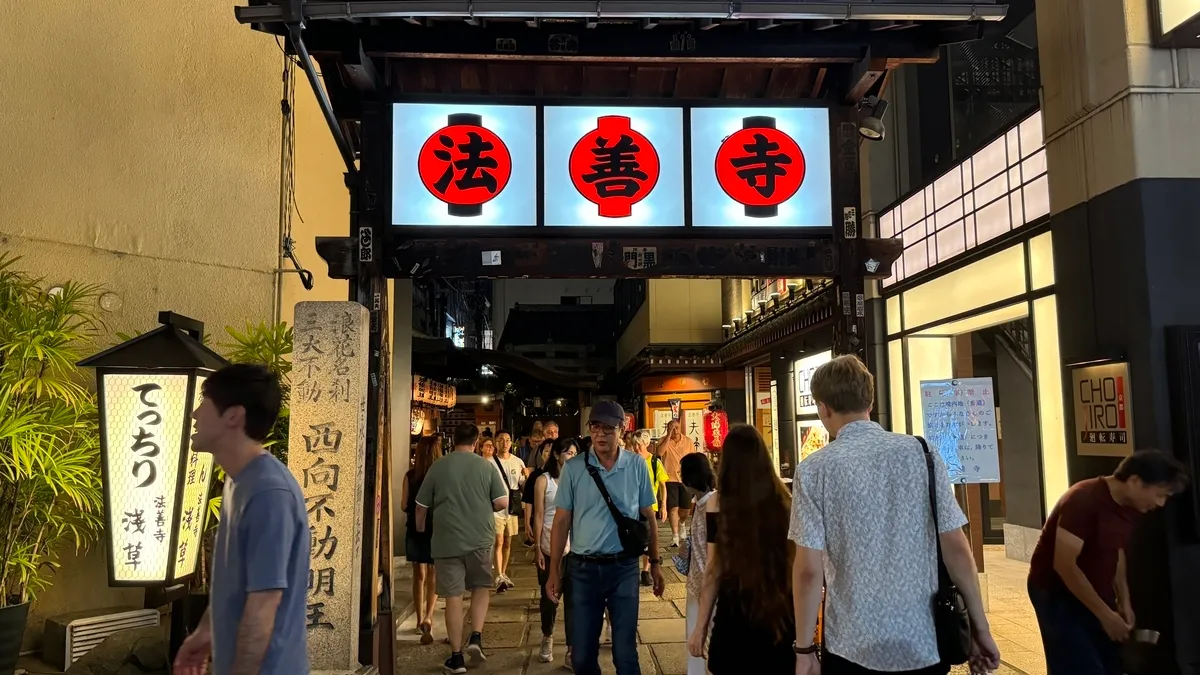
top-left (413, 375), bottom-right (457, 408)
top-left (704, 409), bottom-right (730, 452)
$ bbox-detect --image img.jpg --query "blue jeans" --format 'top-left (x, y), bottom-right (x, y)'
top-left (568, 555), bottom-right (642, 675)
top-left (1028, 581), bottom-right (1122, 675)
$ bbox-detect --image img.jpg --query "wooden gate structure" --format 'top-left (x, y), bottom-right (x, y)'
top-left (232, 2), bottom-right (1010, 672)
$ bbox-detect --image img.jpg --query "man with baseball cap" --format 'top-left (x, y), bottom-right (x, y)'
top-left (545, 400), bottom-right (664, 675)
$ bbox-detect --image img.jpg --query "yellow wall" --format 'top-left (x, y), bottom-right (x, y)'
top-left (649, 279), bottom-right (723, 344)
top-left (0, 0), bottom-right (347, 650)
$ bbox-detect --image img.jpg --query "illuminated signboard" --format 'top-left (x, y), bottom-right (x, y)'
top-left (793, 350), bottom-right (833, 416)
top-left (388, 102), bottom-right (837, 228)
top-left (1159, 0), bottom-right (1200, 37)
top-left (101, 373), bottom-right (191, 583)
top-left (543, 106), bottom-right (685, 227)
top-left (691, 107), bottom-right (832, 227)
top-left (392, 103), bottom-right (537, 226)
top-left (174, 377), bottom-right (214, 581)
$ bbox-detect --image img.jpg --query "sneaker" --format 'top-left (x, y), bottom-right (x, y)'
top-left (640, 571), bottom-right (653, 587)
top-left (564, 647), bottom-right (574, 671)
top-left (670, 537), bottom-right (679, 548)
top-left (443, 653), bottom-right (467, 674)
top-left (538, 635), bottom-right (554, 662)
top-left (503, 574), bottom-right (516, 589)
top-left (466, 632), bottom-right (487, 662)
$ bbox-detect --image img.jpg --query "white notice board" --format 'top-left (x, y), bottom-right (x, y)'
top-left (919, 377), bottom-right (1001, 484)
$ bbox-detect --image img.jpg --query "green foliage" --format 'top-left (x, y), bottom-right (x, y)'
top-left (0, 254), bottom-right (106, 607)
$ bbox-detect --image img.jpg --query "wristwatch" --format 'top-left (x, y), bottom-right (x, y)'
top-left (792, 641), bottom-right (818, 655)
top-left (648, 558), bottom-right (662, 566)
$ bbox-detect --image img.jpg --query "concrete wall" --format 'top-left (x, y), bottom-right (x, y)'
top-left (0, 0), bottom-right (348, 651)
top-left (492, 279), bottom-right (615, 341)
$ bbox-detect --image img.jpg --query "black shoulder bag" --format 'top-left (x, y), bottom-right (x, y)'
top-left (493, 455), bottom-right (523, 516)
top-left (917, 436), bottom-right (972, 666)
top-left (584, 450), bottom-right (650, 557)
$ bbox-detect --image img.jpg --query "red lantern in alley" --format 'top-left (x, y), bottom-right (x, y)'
top-left (704, 409), bottom-right (729, 452)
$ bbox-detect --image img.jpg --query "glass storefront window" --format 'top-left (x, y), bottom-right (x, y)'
top-left (902, 244), bottom-right (1026, 329)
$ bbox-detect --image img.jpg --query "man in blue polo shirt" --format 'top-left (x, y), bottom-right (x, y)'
top-left (546, 400), bottom-right (664, 675)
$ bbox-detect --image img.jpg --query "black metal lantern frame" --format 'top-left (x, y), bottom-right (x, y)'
top-left (79, 312), bottom-right (230, 587)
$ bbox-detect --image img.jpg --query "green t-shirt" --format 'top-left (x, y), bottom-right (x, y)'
top-left (415, 451), bottom-right (507, 559)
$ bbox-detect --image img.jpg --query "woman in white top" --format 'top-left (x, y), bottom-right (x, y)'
top-left (678, 452), bottom-right (717, 675)
top-left (533, 437), bottom-right (579, 663)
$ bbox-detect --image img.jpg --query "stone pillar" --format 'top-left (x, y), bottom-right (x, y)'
top-left (289, 301), bottom-right (371, 675)
top-left (390, 280), bottom-right (414, 557)
top-left (1036, 0), bottom-right (1200, 670)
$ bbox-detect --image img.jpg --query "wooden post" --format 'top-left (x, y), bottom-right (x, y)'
top-left (952, 334), bottom-right (986, 572)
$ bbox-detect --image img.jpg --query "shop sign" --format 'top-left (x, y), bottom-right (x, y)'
top-left (919, 377), bottom-right (1001, 484)
top-left (390, 102), bottom-right (833, 229)
top-left (769, 380), bottom-right (781, 476)
top-left (793, 351), bottom-right (833, 416)
top-left (797, 420), bottom-right (830, 462)
top-left (756, 391), bottom-right (772, 410)
top-left (1070, 361), bottom-right (1135, 457)
top-left (412, 374), bottom-right (457, 408)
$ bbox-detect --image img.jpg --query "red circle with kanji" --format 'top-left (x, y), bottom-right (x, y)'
top-left (715, 127), bottom-right (806, 207)
top-left (418, 124), bottom-right (512, 207)
top-left (569, 115), bottom-right (660, 218)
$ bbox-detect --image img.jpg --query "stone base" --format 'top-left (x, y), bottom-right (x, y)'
top-left (1002, 523), bottom-right (1041, 563)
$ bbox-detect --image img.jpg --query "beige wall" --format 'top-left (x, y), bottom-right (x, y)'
top-left (648, 279), bottom-right (723, 344)
top-left (0, 0), bottom-right (347, 651)
top-left (617, 301), bottom-right (651, 370)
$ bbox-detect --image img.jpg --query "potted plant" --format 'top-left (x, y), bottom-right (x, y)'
top-left (0, 255), bottom-right (106, 673)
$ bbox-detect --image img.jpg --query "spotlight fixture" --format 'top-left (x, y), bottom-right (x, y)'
top-left (857, 95), bottom-right (889, 141)
top-left (482, 395), bottom-right (491, 404)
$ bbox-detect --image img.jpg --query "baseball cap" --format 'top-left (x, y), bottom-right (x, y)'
top-left (588, 400), bottom-right (625, 429)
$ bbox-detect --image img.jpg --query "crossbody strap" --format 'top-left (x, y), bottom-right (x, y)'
top-left (916, 436), bottom-right (953, 589)
top-left (493, 454), bottom-right (513, 491)
top-left (584, 449), bottom-right (628, 527)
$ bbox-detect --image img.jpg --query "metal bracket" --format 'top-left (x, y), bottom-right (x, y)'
top-left (281, 236), bottom-right (316, 290)
top-left (287, 20), bottom-right (358, 176)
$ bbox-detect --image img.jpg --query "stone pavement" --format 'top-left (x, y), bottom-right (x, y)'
top-left (393, 532), bottom-right (1030, 675)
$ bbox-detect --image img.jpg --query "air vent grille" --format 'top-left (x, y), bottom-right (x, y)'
top-left (65, 609), bottom-right (161, 664)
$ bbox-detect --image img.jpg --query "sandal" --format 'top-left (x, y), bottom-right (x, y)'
top-left (420, 621), bottom-right (434, 645)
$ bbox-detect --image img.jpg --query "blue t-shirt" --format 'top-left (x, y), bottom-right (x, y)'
top-left (554, 450), bottom-right (655, 555)
top-left (211, 453), bottom-right (310, 675)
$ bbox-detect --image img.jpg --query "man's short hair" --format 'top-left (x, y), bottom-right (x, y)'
top-left (202, 364), bottom-right (281, 442)
top-left (810, 354), bottom-right (875, 415)
top-left (544, 420), bottom-right (559, 430)
top-left (453, 423), bottom-right (480, 448)
top-left (1114, 449), bottom-right (1189, 491)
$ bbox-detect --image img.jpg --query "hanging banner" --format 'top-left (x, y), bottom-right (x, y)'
top-left (412, 375), bottom-right (457, 408)
top-left (668, 398), bottom-right (682, 420)
top-left (919, 377), bottom-right (1001, 484)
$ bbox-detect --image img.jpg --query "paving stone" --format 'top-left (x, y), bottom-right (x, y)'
top-left (637, 618), bottom-right (687, 644)
top-left (670, 599), bottom-right (688, 617)
top-left (486, 605), bottom-right (532, 624)
top-left (650, 642), bottom-right (690, 675)
top-left (637, 600), bottom-right (684, 619)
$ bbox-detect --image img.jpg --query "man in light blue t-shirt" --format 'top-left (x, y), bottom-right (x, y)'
top-left (175, 364), bottom-right (309, 675)
top-left (545, 400), bottom-right (663, 675)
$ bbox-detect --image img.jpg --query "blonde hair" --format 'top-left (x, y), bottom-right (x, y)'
top-left (809, 354), bottom-right (874, 414)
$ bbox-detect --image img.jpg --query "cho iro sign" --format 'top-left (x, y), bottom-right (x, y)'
top-left (389, 102), bottom-right (833, 228)
top-left (289, 302), bottom-right (371, 671)
top-left (1070, 361), bottom-right (1135, 457)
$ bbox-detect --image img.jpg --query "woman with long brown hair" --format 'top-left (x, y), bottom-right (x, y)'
top-left (404, 434), bottom-right (444, 644)
top-left (686, 424), bottom-right (796, 674)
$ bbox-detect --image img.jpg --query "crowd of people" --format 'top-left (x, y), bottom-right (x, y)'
top-left (165, 359), bottom-right (1191, 675)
